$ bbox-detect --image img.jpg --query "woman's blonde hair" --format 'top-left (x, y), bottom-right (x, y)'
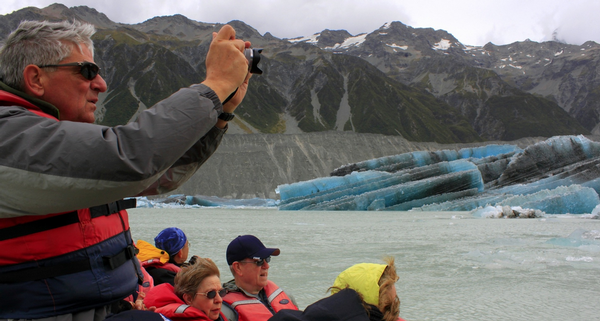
top-left (174, 257), bottom-right (220, 299)
top-left (330, 257), bottom-right (401, 321)
top-left (378, 257), bottom-right (400, 321)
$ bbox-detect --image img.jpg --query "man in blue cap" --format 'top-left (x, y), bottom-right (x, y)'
top-left (221, 235), bottom-right (298, 321)
top-left (137, 227), bottom-right (195, 286)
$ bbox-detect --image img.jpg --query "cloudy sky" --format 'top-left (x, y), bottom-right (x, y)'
top-left (1, 0), bottom-right (598, 46)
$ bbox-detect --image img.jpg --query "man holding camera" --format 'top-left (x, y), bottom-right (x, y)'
top-left (0, 20), bottom-right (251, 321)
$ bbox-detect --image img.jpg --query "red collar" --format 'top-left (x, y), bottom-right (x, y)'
top-left (0, 90), bottom-right (58, 120)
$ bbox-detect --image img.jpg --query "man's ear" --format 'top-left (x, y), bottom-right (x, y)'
top-left (231, 262), bottom-right (242, 276)
top-left (22, 65), bottom-right (45, 97)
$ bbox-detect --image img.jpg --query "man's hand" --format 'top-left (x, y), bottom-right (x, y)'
top-left (223, 72), bottom-right (252, 113)
top-left (202, 25), bottom-right (250, 102)
top-left (215, 72), bottom-right (252, 129)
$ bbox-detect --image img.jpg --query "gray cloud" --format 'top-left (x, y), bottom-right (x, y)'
top-left (1, 0), bottom-right (598, 45)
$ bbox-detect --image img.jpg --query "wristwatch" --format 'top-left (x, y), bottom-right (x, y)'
top-left (218, 112), bottom-right (235, 121)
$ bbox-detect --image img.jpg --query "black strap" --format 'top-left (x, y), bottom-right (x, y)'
top-left (103, 244), bottom-right (139, 270)
top-left (0, 259), bottom-right (91, 284)
top-left (0, 199), bottom-right (137, 242)
top-left (0, 237), bottom-right (138, 284)
top-left (90, 199), bottom-right (137, 218)
top-left (222, 88), bottom-right (238, 104)
top-left (0, 212), bottom-right (80, 242)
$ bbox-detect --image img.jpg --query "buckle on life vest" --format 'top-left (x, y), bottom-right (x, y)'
top-left (90, 199), bottom-right (137, 218)
top-left (103, 244), bottom-right (139, 270)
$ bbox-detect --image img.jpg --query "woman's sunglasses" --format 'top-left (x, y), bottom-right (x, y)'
top-left (37, 61), bottom-right (101, 80)
top-left (196, 288), bottom-right (227, 299)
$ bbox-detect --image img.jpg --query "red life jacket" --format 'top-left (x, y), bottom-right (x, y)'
top-left (142, 258), bottom-right (181, 273)
top-left (222, 280), bottom-right (298, 321)
top-left (0, 90), bottom-right (142, 319)
top-left (146, 283), bottom-right (226, 321)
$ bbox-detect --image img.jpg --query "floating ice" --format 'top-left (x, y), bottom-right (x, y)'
top-left (546, 228), bottom-right (600, 250)
top-left (277, 135), bottom-right (600, 214)
top-left (279, 160), bottom-right (483, 210)
top-left (471, 205), bottom-right (544, 218)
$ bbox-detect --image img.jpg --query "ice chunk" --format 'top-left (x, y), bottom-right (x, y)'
top-left (280, 160), bottom-right (482, 210)
top-left (546, 228), bottom-right (600, 248)
top-left (280, 160), bottom-right (480, 209)
top-left (496, 135), bottom-right (600, 186)
top-left (470, 205), bottom-right (544, 218)
top-left (331, 144), bottom-right (520, 176)
top-left (498, 185), bottom-right (600, 214)
top-left (276, 171), bottom-right (387, 200)
top-left (303, 168), bottom-right (483, 210)
top-left (458, 144), bottom-right (522, 159)
top-left (277, 136), bottom-right (600, 213)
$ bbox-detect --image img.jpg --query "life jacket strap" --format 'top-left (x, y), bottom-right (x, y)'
top-left (103, 244), bottom-right (139, 270)
top-left (0, 235), bottom-right (137, 284)
top-left (90, 198), bottom-right (137, 218)
top-left (0, 259), bottom-right (90, 284)
top-left (0, 199), bottom-right (137, 241)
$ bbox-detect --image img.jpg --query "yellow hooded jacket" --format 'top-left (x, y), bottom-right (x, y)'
top-left (331, 263), bottom-right (387, 306)
top-left (136, 239), bottom-right (170, 263)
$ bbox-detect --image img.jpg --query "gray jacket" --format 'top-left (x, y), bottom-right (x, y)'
top-left (0, 83), bottom-right (225, 217)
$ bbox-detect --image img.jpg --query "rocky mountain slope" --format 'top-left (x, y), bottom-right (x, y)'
top-left (0, 4), bottom-right (594, 143)
top-left (301, 22), bottom-right (600, 138)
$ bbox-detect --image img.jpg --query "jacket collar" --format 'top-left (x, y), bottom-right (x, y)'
top-left (0, 80), bottom-right (60, 119)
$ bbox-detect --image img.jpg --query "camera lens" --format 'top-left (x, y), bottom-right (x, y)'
top-left (244, 48), bottom-right (263, 74)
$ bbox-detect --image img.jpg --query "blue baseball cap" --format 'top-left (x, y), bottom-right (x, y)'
top-left (226, 235), bottom-right (280, 265)
top-left (154, 227), bottom-right (187, 257)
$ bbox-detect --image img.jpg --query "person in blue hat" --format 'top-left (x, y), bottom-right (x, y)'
top-left (137, 227), bottom-right (197, 286)
top-left (221, 235), bottom-right (298, 321)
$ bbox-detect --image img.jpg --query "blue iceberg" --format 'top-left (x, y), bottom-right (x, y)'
top-left (277, 135), bottom-right (600, 214)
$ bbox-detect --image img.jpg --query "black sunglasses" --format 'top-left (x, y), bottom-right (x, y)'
top-left (196, 288), bottom-right (227, 299)
top-left (239, 256), bottom-right (271, 266)
top-left (37, 61), bottom-right (101, 80)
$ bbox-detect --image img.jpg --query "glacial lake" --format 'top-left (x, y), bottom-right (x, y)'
top-left (128, 208), bottom-right (600, 321)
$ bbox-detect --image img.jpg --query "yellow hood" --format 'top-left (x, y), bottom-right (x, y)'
top-left (332, 263), bottom-right (387, 306)
top-left (136, 239), bottom-right (170, 263)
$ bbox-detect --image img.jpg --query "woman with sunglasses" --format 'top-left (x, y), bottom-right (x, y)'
top-left (145, 257), bottom-right (228, 321)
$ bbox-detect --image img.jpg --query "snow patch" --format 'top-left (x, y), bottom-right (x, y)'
top-left (288, 33), bottom-right (320, 44)
top-left (387, 43), bottom-right (408, 50)
top-left (325, 34), bottom-right (367, 50)
top-left (433, 39), bottom-right (451, 50)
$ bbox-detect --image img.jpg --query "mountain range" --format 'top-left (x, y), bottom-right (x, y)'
top-left (1, 3), bottom-right (597, 144)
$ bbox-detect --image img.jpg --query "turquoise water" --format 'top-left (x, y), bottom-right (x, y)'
top-left (128, 208), bottom-right (600, 321)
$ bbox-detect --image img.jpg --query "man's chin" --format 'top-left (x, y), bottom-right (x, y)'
top-left (259, 278), bottom-right (269, 287)
top-left (82, 113), bottom-right (96, 123)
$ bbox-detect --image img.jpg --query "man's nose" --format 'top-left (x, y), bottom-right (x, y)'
top-left (92, 74), bottom-right (108, 92)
